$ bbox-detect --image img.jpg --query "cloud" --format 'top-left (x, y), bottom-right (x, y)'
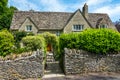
top-left (9, 0), bottom-right (39, 11)
top-left (93, 4), bottom-right (120, 21)
top-left (9, 0), bottom-right (120, 21)
top-left (86, 0), bottom-right (112, 6)
top-left (39, 0), bottom-right (67, 11)
top-left (69, 0), bottom-right (112, 12)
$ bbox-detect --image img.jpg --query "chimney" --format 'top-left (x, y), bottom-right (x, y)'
top-left (82, 3), bottom-right (88, 19)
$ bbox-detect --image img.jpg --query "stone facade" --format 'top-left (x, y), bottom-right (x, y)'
top-left (19, 18), bottom-right (38, 34)
top-left (0, 50), bottom-right (44, 79)
top-left (63, 9), bottom-right (90, 33)
top-left (64, 48), bottom-right (120, 75)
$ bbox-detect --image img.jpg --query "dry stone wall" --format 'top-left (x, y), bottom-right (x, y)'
top-left (0, 50), bottom-right (44, 79)
top-left (64, 48), bottom-right (120, 74)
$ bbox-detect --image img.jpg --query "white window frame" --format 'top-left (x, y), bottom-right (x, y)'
top-left (100, 24), bottom-right (108, 28)
top-left (72, 25), bottom-right (84, 31)
top-left (26, 25), bottom-right (32, 31)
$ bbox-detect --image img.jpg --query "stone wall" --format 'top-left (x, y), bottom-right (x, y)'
top-left (0, 50), bottom-right (44, 79)
top-left (64, 48), bottom-right (120, 75)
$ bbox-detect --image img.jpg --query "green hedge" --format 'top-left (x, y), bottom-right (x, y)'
top-left (59, 33), bottom-right (79, 52)
top-left (0, 29), bottom-right (14, 56)
top-left (22, 36), bottom-right (45, 51)
top-left (59, 29), bottom-right (120, 54)
top-left (79, 29), bottom-right (120, 53)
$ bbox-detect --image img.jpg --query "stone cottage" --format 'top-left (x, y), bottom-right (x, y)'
top-left (10, 3), bottom-right (116, 35)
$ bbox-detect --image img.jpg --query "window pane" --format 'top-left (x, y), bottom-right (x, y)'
top-left (73, 25), bottom-right (84, 31)
top-left (82, 25), bottom-right (83, 30)
top-left (100, 24), bottom-right (107, 28)
top-left (74, 25), bottom-right (76, 30)
top-left (78, 25), bottom-right (80, 30)
top-left (26, 25), bottom-right (32, 31)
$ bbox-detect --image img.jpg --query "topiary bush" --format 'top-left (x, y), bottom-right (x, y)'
top-left (22, 36), bottom-right (45, 51)
top-left (0, 29), bottom-right (14, 57)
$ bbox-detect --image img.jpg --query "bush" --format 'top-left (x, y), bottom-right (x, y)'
top-left (0, 29), bottom-right (14, 56)
top-left (78, 29), bottom-right (120, 54)
top-left (22, 36), bottom-right (45, 51)
top-left (13, 31), bottom-right (27, 42)
top-left (59, 29), bottom-right (120, 54)
top-left (12, 31), bottom-right (27, 48)
top-left (12, 31), bottom-right (34, 48)
top-left (59, 33), bottom-right (79, 51)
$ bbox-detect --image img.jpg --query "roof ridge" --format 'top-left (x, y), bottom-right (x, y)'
top-left (14, 11), bottom-right (73, 14)
top-left (89, 13), bottom-right (108, 15)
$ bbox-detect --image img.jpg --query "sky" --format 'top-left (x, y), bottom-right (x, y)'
top-left (8, 0), bottom-right (120, 22)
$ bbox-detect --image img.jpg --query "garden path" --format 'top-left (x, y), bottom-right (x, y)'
top-left (42, 52), bottom-right (64, 79)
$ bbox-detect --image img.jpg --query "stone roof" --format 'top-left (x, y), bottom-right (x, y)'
top-left (88, 13), bottom-right (114, 28)
top-left (10, 11), bottom-right (114, 30)
top-left (10, 11), bottom-right (72, 30)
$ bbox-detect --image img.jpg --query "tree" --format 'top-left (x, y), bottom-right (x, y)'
top-left (0, 0), bottom-right (17, 30)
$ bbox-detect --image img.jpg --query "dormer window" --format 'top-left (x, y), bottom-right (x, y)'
top-left (72, 25), bottom-right (84, 31)
top-left (100, 24), bottom-right (108, 28)
top-left (26, 25), bottom-right (32, 31)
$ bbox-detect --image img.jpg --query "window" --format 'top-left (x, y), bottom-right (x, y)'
top-left (73, 25), bottom-right (84, 31)
top-left (26, 25), bottom-right (32, 31)
top-left (100, 24), bottom-right (108, 28)
top-left (56, 31), bottom-right (60, 36)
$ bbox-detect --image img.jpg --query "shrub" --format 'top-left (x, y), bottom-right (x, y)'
top-left (12, 31), bottom-right (34, 48)
top-left (13, 31), bottom-right (27, 42)
top-left (59, 29), bottom-right (120, 54)
top-left (12, 31), bottom-right (27, 48)
top-left (78, 29), bottom-right (120, 54)
top-left (59, 33), bottom-right (79, 51)
top-left (22, 36), bottom-right (45, 51)
top-left (0, 29), bottom-right (14, 56)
